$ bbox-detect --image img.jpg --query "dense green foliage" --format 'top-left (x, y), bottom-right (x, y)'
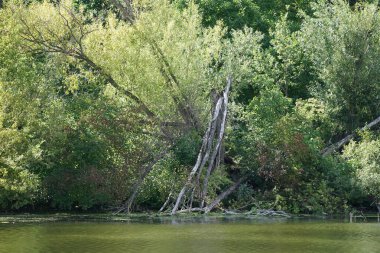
top-left (0, 0), bottom-right (379, 214)
top-left (343, 132), bottom-right (380, 201)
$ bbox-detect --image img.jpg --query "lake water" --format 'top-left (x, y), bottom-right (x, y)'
top-left (0, 217), bottom-right (379, 253)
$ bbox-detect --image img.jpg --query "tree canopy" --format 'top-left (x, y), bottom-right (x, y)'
top-left (0, 0), bottom-right (379, 214)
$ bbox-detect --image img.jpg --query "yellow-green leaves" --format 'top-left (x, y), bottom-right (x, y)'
top-left (84, 0), bottom-right (226, 122)
top-left (343, 133), bottom-right (380, 198)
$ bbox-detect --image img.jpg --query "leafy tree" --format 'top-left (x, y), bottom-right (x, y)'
top-left (343, 132), bottom-right (380, 204)
top-left (0, 7), bottom-right (46, 209)
top-left (175, 0), bottom-right (314, 35)
top-left (1, 0), bottom-right (380, 213)
top-left (298, 0), bottom-right (380, 134)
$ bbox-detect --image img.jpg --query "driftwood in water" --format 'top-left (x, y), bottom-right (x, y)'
top-left (176, 208), bottom-right (204, 214)
top-left (170, 77), bottom-right (232, 215)
top-left (322, 115), bottom-right (380, 156)
top-left (222, 209), bottom-right (290, 217)
top-left (250, 209), bottom-right (290, 217)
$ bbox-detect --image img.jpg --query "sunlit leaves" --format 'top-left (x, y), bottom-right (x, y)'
top-left (343, 133), bottom-right (380, 199)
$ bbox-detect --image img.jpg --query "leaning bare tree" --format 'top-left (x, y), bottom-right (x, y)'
top-left (322, 115), bottom-right (380, 156)
top-left (155, 76), bottom-right (248, 215)
top-left (169, 77), bottom-right (231, 215)
top-left (18, 0), bottom-right (249, 214)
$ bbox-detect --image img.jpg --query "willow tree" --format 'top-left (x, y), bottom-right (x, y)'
top-left (298, 0), bottom-right (380, 134)
top-left (13, 0), bottom-right (239, 212)
top-left (343, 133), bottom-right (380, 212)
top-left (0, 7), bottom-right (51, 209)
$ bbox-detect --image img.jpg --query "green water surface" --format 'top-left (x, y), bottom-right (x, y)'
top-left (0, 218), bottom-right (379, 253)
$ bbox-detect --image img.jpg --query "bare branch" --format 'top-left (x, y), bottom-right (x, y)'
top-left (322, 115), bottom-right (380, 156)
top-left (171, 77), bottom-right (232, 215)
top-left (204, 176), bottom-right (247, 214)
top-left (19, 6), bottom-right (156, 119)
top-left (114, 148), bottom-right (171, 214)
top-left (108, 0), bottom-right (135, 23)
top-left (201, 76), bottom-right (232, 207)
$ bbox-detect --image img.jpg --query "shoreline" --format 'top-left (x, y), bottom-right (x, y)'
top-left (1, 212), bottom-right (378, 224)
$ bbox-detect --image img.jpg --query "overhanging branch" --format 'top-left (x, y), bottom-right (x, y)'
top-left (322, 115), bottom-right (380, 156)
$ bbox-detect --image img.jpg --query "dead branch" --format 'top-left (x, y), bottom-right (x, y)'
top-left (201, 76), bottom-right (231, 207)
top-left (170, 77), bottom-right (232, 215)
top-left (19, 5), bottom-right (157, 120)
top-left (114, 148), bottom-right (170, 214)
top-left (204, 175), bottom-right (247, 214)
top-left (158, 191), bottom-right (173, 213)
top-left (176, 208), bottom-right (204, 213)
top-left (170, 126), bottom-right (209, 215)
top-left (322, 115), bottom-right (380, 156)
top-left (251, 209), bottom-right (291, 217)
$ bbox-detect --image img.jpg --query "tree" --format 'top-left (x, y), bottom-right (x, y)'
top-left (298, 0), bottom-right (380, 134)
top-left (1, 2), bottom-right (160, 210)
top-left (14, 0), bottom-right (233, 212)
top-left (175, 0), bottom-right (314, 35)
top-left (0, 7), bottom-right (47, 209)
top-left (2, 0), bottom-right (380, 214)
top-left (343, 132), bottom-right (380, 210)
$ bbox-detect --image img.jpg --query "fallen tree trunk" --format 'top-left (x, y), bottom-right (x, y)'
top-left (251, 209), bottom-right (291, 217)
top-left (204, 176), bottom-right (247, 214)
top-left (170, 77), bottom-right (232, 215)
top-left (322, 115), bottom-right (380, 156)
top-left (169, 175), bottom-right (247, 214)
top-left (170, 118), bottom-right (212, 215)
top-left (201, 77), bottom-right (231, 208)
top-left (115, 149), bottom-right (170, 214)
top-left (158, 191), bottom-right (173, 213)
top-left (176, 208), bottom-right (204, 213)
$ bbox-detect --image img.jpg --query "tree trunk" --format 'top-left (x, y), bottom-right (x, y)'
top-left (201, 77), bottom-right (231, 207)
top-left (194, 96), bottom-right (223, 192)
top-left (170, 93), bottom-right (226, 215)
top-left (158, 191), bottom-right (172, 213)
top-left (170, 125), bottom-right (210, 215)
top-left (322, 115), bottom-right (380, 156)
top-left (115, 149), bottom-right (170, 214)
top-left (170, 77), bottom-right (232, 215)
top-left (204, 176), bottom-right (247, 214)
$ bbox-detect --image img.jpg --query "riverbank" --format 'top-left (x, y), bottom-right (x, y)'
top-left (2, 212), bottom-right (379, 224)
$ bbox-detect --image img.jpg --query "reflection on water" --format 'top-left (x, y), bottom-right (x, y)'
top-left (0, 218), bottom-right (379, 253)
